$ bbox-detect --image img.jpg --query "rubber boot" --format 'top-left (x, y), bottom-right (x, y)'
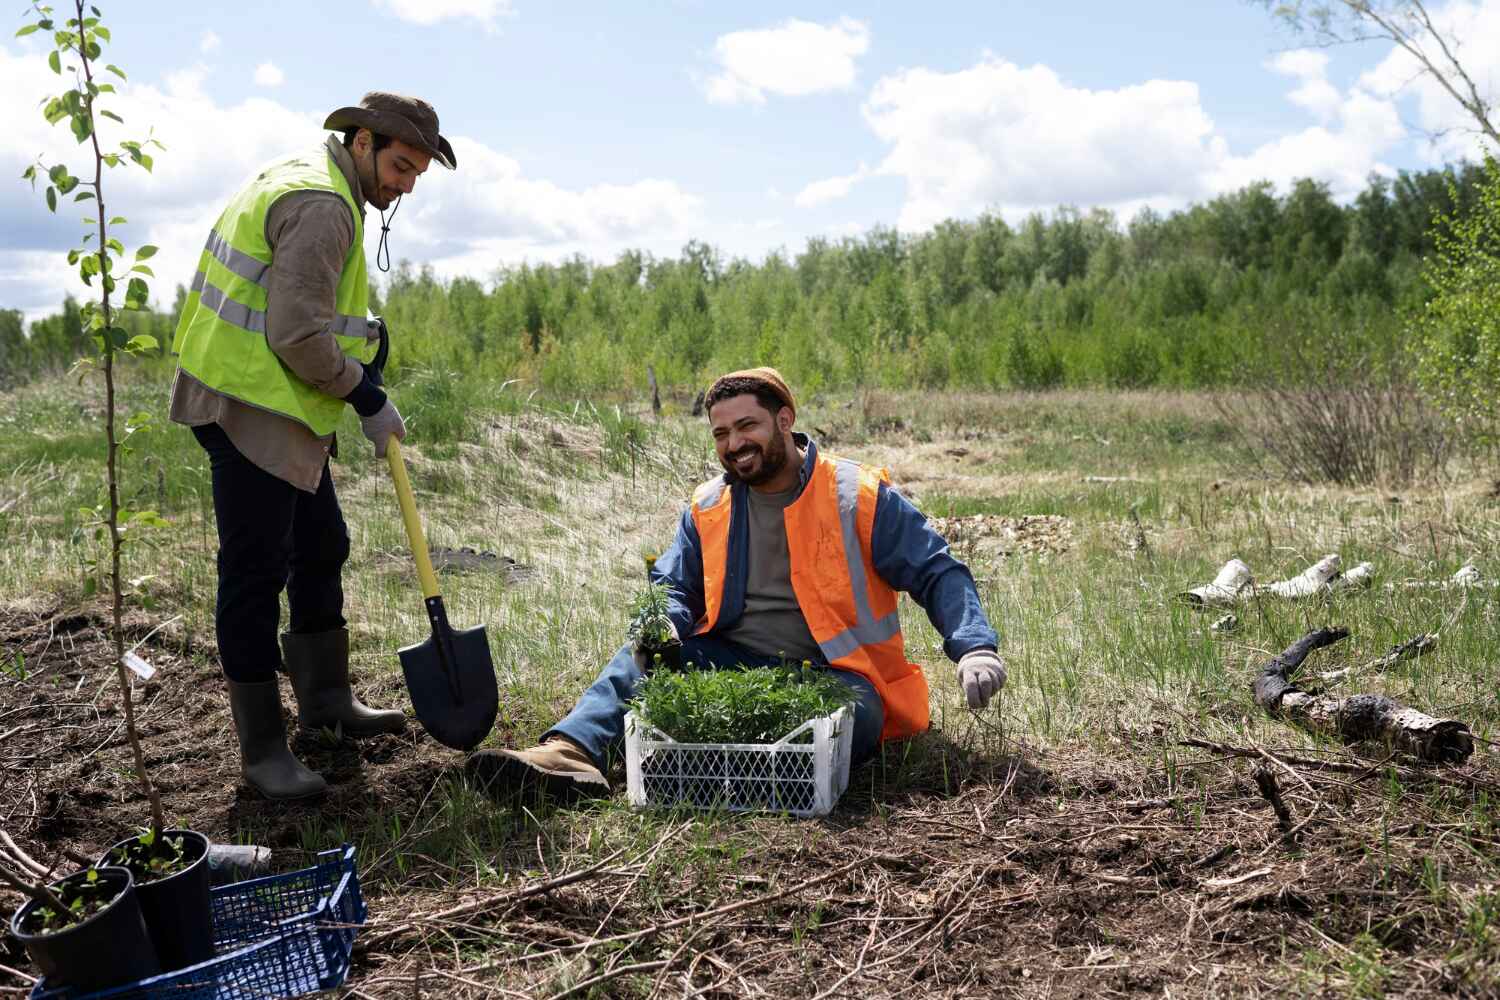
top-left (227, 680), bottom-right (328, 800)
top-left (465, 736), bottom-right (610, 800)
top-left (281, 628), bottom-right (406, 737)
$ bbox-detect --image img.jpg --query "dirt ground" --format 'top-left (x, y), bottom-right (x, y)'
top-left (5, 599), bottom-right (1499, 998)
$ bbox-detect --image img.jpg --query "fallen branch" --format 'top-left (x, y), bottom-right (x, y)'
top-left (358, 846), bottom-right (628, 951)
top-left (1252, 766), bottom-right (1293, 834)
top-left (1317, 633), bottom-right (1437, 684)
top-left (1251, 628), bottom-right (1473, 764)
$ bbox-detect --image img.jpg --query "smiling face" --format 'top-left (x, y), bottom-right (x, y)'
top-left (708, 392), bottom-right (797, 491)
top-left (349, 130), bottom-right (432, 210)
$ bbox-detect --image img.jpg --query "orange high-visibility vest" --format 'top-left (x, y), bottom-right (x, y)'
top-left (689, 452), bottom-right (930, 741)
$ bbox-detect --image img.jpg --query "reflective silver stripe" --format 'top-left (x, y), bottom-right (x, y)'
top-left (188, 273), bottom-right (365, 341)
top-left (198, 276), bottom-right (268, 334)
top-left (818, 610), bottom-right (901, 661)
top-left (695, 476), bottom-right (727, 511)
top-left (331, 312), bottom-right (368, 337)
top-left (204, 230), bottom-right (270, 288)
top-left (835, 460), bottom-right (878, 628)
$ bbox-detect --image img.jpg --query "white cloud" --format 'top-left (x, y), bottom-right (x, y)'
top-left (1358, 0), bottom-right (1500, 163)
top-left (794, 163), bottom-right (870, 208)
top-left (861, 58), bottom-right (1226, 230)
top-left (199, 31), bottom-right (220, 54)
top-left (705, 17), bottom-right (870, 106)
top-left (374, 0), bottom-right (512, 28)
top-left (1268, 49), bottom-right (1342, 121)
top-left (0, 43), bottom-right (701, 320)
top-left (845, 51), bottom-right (1410, 232)
top-left (253, 62), bottom-right (284, 87)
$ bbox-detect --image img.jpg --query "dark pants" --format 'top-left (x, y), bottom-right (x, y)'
top-left (193, 424), bottom-right (349, 682)
top-left (548, 634), bottom-right (886, 769)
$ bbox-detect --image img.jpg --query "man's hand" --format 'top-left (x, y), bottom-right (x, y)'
top-left (359, 399), bottom-right (406, 458)
top-left (957, 649), bottom-right (1006, 709)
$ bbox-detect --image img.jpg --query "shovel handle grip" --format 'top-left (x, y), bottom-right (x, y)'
top-left (386, 437), bottom-right (441, 600)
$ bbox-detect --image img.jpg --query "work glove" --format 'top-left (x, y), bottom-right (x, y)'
top-left (359, 399), bottom-right (406, 459)
top-left (957, 649), bottom-right (1006, 709)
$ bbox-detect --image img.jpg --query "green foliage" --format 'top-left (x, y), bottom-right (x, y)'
top-left (327, 164), bottom-right (1486, 398)
top-left (1412, 156), bottom-right (1500, 444)
top-left (630, 663), bottom-right (855, 745)
top-left (106, 828), bottom-right (190, 884)
top-left (627, 582), bottom-right (677, 653)
top-left (19, 868), bottom-right (115, 933)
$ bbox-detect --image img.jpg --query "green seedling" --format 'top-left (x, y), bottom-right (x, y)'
top-left (19, 869), bottom-right (116, 933)
top-left (630, 661), bottom-right (854, 744)
top-left (627, 581), bottom-right (681, 669)
top-left (107, 826), bottom-right (188, 884)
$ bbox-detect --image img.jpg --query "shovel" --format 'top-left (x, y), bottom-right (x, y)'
top-left (385, 437), bottom-right (498, 750)
top-left (366, 319), bottom-right (497, 750)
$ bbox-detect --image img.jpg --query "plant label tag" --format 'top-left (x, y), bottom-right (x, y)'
top-left (122, 651), bottom-right (156, 680)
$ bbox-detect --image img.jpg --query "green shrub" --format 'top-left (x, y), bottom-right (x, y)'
top-left (630, 663), bottom-right (854, 744)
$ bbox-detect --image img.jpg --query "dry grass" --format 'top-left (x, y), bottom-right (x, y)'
top-left (1, 368), bottom-right (1498, 998)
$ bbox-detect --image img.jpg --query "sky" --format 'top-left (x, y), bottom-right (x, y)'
top-left (3, 0), bottom-right (1500, 322)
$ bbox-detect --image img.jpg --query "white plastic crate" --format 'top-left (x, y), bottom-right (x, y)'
top-left (624, 707), bottom-right (853, 818)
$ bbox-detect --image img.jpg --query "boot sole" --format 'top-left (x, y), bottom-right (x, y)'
top-left (465, 752), bottom-right (609, 802)
top-left (243, 773), bottom-right (328, 801)
top-left (296, 717), bottom-right (408, 739)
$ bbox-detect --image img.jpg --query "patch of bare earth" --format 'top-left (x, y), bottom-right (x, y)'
top-left (5, 599), bottom-right (1498, 998)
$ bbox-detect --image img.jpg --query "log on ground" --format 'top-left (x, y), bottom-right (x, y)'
top-left (1251, 628), bottom-right (1473, 765)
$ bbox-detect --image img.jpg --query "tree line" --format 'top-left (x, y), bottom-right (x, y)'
top-left (3, 163), bottom-right (1487, 394)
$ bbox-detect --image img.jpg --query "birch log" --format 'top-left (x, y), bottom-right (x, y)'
top-left (1251, 628), bottom-right (1473, 765)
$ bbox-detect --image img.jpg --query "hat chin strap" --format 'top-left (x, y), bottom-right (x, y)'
top-left (371, 146), bottom-right (400, 273)
top-left (376, 193), bottom-right (400, 274)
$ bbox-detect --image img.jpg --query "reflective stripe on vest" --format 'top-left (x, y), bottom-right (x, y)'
top-left (689, 454), bottom-right (931, 741)
top-left (171, 147), bottom-right (371, 436)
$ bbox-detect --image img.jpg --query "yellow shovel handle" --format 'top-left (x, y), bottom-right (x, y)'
top-left (386, 437), bottom-right (440, 600)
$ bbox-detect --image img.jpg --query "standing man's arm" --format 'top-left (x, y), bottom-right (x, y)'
top-left (265, 193), bottom-right (401, 452)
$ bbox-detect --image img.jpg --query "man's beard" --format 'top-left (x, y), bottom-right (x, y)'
top-left (721, 432), bottom-right (788, 486)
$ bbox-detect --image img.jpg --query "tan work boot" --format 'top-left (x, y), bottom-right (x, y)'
top-left (465, 736), bottom-right (609, 800)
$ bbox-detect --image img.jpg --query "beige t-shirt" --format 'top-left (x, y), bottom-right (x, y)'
top-left (717, 485), bottom-right (823, 663)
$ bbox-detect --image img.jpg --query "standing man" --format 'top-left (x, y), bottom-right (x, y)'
top-left (467, 367), bottom-right (1007, 799)
top-left (170, 93), bottom-right (457, 799)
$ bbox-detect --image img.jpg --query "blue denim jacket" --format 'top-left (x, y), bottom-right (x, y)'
top-left (650, 434), bottom-right (999, 663)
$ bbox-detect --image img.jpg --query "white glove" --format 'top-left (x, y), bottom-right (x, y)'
top-left (957, 649), bottom-right (1006, 709)
top-left (359, 399), bottom-right (406, 458)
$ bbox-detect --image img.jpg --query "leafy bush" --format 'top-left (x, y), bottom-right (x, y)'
top-left (630, 663), bottom-right (854, 745)
top-left (1412, 156), bottom-right (1500, 445)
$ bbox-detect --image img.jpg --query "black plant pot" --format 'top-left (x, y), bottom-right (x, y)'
top-left (99, 829), bottom-right (215, 972)
top-left (10, 865), bottom-right (160, 993)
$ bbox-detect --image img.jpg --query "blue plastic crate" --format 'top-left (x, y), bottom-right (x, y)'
top-left (29, 845), bottom-right (366, 1000)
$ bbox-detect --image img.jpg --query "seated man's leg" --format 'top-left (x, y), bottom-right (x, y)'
top-left (465, 643), bottom-right (635, 799)
top-left (826, 668), bottom-right (884, 767)
top-left (548, 634), bottom-right (772, 761)
top-left (466, 636), bottom-right (768, 799)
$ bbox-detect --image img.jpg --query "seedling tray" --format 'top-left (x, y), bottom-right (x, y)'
top-left (625, 707), bottom-right (852, 818)
top-left (29, 845), bottom-right (365, 1000)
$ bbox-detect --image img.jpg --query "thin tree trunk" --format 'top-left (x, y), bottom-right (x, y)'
top-left (75, 0), bottom-right (165, 836)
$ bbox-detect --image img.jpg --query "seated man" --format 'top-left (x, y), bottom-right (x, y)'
top-left (467, 367), bottom-right (1007, 798)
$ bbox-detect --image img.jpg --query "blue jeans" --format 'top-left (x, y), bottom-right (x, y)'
top-left (548, 635), bottom-right (884, 769)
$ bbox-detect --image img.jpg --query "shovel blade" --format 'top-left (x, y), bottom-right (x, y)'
top-left (399, 623), bottom-right (498, 751)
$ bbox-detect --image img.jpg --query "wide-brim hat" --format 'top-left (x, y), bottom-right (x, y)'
top-left (323, 91), bottom-right (456, 170)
